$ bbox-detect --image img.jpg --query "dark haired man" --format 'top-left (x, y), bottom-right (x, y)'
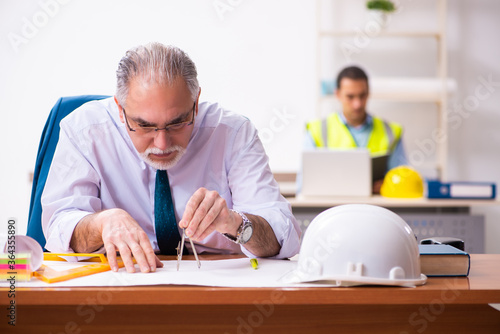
top-left (305, 66), bottom-right (408, 193)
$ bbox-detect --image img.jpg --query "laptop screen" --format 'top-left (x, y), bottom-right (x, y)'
top-left (301, 149), bottom-right (372, 197)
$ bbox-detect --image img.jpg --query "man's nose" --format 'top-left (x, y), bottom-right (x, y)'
top-left (153, 130), bottom-right (171, 150)
top-left (352, 98), bottom-right (363, 109)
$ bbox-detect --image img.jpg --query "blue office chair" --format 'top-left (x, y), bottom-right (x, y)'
top-left (27, 95), bottom-right (110, 248)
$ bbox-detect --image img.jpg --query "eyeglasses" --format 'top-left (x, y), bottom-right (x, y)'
top-left (122, 102), bottom-right (196, 136)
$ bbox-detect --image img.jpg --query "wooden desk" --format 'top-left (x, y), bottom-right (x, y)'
top-left (1, 255), bottom-right (500, 333)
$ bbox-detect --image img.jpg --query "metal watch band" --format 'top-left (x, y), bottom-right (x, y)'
top-left (222, 210), bottom-right (252, 244)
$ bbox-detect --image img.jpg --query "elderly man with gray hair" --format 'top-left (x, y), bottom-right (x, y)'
top-left (42, 42), bottom-right (301, 273)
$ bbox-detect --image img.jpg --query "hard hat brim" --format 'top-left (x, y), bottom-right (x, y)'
top-left (282, 270), bottom-right (427, 288)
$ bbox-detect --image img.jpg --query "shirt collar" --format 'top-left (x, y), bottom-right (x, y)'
top-left (338, 112), bottom-right (373, 130)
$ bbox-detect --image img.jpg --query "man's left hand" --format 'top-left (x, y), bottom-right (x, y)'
top-left (179, 187), bottom-right (240, 241)
top-left (179, 187), bottom-right (281, 257)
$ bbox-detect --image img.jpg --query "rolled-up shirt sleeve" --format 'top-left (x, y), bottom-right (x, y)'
top-left (227, 118), bottom-right (301, 259)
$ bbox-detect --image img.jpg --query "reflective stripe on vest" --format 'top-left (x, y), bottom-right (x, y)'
top-left (306, 113), bottom-right (402, 155)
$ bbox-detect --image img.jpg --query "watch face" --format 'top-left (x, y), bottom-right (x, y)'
top-left (240, 224), bottom-right (253, 243)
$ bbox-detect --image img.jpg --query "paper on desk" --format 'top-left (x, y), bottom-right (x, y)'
top-left (0, 258), bottom-right (328, 288)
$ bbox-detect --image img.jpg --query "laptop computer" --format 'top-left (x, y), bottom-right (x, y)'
top-left (301, 149), bottom-right (372, 197)
top-left (372, 154), bottom-right (389, 183)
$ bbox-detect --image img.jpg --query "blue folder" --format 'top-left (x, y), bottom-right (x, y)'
top-left (427, 180), bottom-right (496, 199)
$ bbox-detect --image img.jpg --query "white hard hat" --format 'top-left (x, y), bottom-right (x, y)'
top-left (286, 204), bottom-right (427, 287)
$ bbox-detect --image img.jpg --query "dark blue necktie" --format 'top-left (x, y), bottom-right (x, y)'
top-left (155, 170), bottom-right (181, 255)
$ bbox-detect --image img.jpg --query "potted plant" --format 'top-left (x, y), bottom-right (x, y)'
top-left (366, 0), bottom-right (396, 27)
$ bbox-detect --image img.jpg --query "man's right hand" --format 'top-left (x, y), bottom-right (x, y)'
top-left (70, 208), bottom-right (163, 273)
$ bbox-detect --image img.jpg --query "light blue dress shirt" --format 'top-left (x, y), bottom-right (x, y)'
top-left (42, 98), bottom-right (301, 259)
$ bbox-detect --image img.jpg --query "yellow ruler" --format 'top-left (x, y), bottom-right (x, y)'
top-left (34, 253), bottom-right (125, 283)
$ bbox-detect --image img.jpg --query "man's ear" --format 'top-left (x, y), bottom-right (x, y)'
top-left (114, 96), bottom-right (125, 123)
top-left (195, 87), bottom-right (201, 116)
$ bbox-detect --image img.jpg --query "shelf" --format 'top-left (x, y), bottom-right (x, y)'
top-left (289, 195), bottom-right (500, 209)
top-left (319, 30), bottom-right (442, 39)
top-left (316, 0), bottom-right (449, 180)
top-left (320, 77), bottom-right (456, 102)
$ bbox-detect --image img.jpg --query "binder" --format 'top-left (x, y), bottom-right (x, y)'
top-left (427, 180), bottom-right (496, 199)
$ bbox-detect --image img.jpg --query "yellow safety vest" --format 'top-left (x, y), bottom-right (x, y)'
top-left (306, 113), bottom-right (402, 156)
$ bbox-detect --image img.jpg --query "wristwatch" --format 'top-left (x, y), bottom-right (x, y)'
top-left (223, 210), bottom-right (253, 245)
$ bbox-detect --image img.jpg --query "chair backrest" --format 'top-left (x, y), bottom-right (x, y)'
top-left (27, 95), bottom-right (110, 248)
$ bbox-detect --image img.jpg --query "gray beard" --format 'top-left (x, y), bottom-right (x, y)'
top-left (139, 145), bottom-right (186, 170)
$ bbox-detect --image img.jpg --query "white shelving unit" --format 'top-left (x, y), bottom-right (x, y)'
top-left (316, 0), bottom-right (452, 181)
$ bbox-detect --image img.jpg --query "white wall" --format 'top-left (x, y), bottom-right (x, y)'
top-left (0, 0), bottom-right (316, 235)
top-left (1, 0), bottom-right (499, 252)
top-left (446, 0), bottom-right (500, 254)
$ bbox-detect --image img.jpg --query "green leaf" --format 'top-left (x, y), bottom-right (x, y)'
top-left (366, 0), bottom-right (396, 12)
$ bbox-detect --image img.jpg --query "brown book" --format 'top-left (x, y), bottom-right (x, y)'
top-left (419, 244), bottom-right (470, 277)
